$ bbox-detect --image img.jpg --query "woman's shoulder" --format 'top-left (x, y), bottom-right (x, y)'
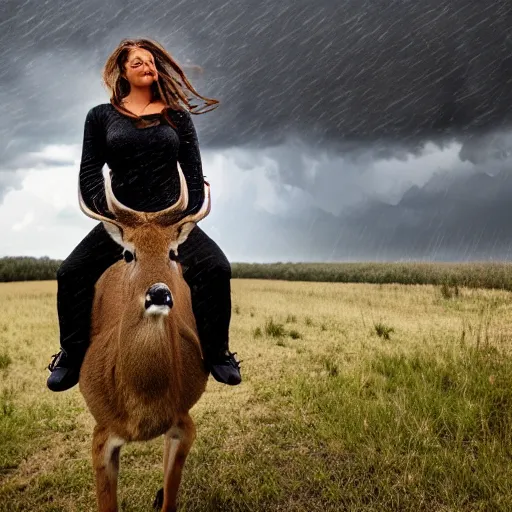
top-left (87, 103), bottom-right (113, 118)
top-left (82, 103), bottom-right (112, 128)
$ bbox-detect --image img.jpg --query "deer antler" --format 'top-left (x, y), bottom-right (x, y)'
top-left (174, 182), bottom-right (211, 227)
top-left (78, 185), bottom-right (124, 228)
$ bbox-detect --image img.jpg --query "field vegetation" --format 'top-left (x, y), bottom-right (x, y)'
top-left (2, 279), bottom-right (512, 510)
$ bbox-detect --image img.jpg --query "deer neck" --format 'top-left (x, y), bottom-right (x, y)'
top-left (116, 313), bottom-right (182, 397)
top-left (92, 265), bottom-right (184, 398)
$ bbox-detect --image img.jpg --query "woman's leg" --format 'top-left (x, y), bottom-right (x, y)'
top-left (47, 223), bottom-right (124, 392)
top-left (178, 225), bottom-right (241, 385)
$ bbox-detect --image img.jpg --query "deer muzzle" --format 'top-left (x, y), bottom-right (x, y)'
top-left (144, 283), bottom-right (173, 316)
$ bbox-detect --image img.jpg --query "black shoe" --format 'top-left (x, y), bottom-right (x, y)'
top-left (46, 350), bottom-right (81, 392)
top-left (209, 351), bottom-right (242, 386)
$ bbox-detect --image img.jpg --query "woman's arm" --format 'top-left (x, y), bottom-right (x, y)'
top-left (176, 110), bottom-right (206, 214)
top-left (78, 107), bottom-right (108, 216)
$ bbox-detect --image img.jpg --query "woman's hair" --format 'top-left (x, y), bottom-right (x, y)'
top-left (102, 38), bottom-right (219, 128)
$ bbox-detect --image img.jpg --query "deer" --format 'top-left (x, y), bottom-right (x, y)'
top-left (77, 162), bottom-right (211, 512)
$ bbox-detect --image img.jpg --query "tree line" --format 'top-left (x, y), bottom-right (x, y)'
top-left (2, 257), bottom-right (512, 292)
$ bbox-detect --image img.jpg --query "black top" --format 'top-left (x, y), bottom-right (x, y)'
top-left (79, 102), bottom-right (205, 218)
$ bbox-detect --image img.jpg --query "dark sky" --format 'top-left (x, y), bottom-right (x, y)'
top-left (2, 0), bottom-right (512, 260)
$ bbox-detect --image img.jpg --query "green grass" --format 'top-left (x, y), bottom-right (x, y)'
top-left (269, 345), bottom-right (512, 510)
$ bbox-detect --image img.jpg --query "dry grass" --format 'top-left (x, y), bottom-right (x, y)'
top-left (2, 279), bottom-right (512, 511)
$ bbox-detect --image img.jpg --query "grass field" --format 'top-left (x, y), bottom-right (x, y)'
top-left (2, 279), bottom-right (512, 511)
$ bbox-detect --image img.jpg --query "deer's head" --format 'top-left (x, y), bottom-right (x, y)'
top-left (79, 165), bottom-right (210, 330)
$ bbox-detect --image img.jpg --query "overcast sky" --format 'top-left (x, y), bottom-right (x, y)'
top-left (2, 0), bottom-right (512, 261)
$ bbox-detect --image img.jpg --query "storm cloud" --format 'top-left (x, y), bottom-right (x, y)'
top-left (3, 0), bottom-right (512, 145)
top-left (2, 0), bottom-right (512, 259)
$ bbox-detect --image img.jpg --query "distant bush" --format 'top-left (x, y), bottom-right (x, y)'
top-left (0, 257), bottom-right (61, 282)
top-left (374, 322), bottom-right (395, 340)
top-left (0, 352), bottom-right (12, 370)
top-left (288, 329), bottom-right (302, 340)
top-left (440, 282), bottom-right (460, 299)
top-left (265, 318), bottom-right (287, 338)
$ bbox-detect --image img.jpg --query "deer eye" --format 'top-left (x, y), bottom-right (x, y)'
top-left (169, 249), bottom-right (179, 262)
top-left (124, 250), bottom-right (135, 263)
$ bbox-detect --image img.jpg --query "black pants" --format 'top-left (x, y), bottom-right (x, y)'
top-left (56, 222), bottom-right (232, 362)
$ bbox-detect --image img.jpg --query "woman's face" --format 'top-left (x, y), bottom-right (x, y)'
top-left (123, 48), bottom-right (158, 88)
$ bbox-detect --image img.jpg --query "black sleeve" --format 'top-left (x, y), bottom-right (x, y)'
top-left (78, 107), bottom-right (108, 216)
top-left (176, 110), bottom-right (205, 214)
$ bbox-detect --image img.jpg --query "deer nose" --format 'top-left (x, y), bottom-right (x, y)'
top-left (145, 283), bottom-right (173, 309)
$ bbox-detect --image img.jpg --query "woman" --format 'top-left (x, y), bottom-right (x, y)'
top-left (46, 38), bottom-right (241, 391)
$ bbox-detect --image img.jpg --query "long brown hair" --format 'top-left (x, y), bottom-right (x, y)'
top-left (102, 38), bottom-right (219, 128)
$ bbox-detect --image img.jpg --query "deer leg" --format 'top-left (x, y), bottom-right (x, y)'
top-left (156, 415), bottom-right (196, 512)
top-left (92, 425), bottom-right (125, 512)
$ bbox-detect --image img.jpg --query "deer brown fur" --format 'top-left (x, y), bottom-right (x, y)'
top-left (78, 164), bottom-right (210, 512)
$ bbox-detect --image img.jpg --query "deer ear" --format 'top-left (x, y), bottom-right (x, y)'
top-left (103, 221), bottom-right (134, 252)
top-left (176, 222), bottom-right (196, 246)
top-left (103, 221), bottom-right (123, 245)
